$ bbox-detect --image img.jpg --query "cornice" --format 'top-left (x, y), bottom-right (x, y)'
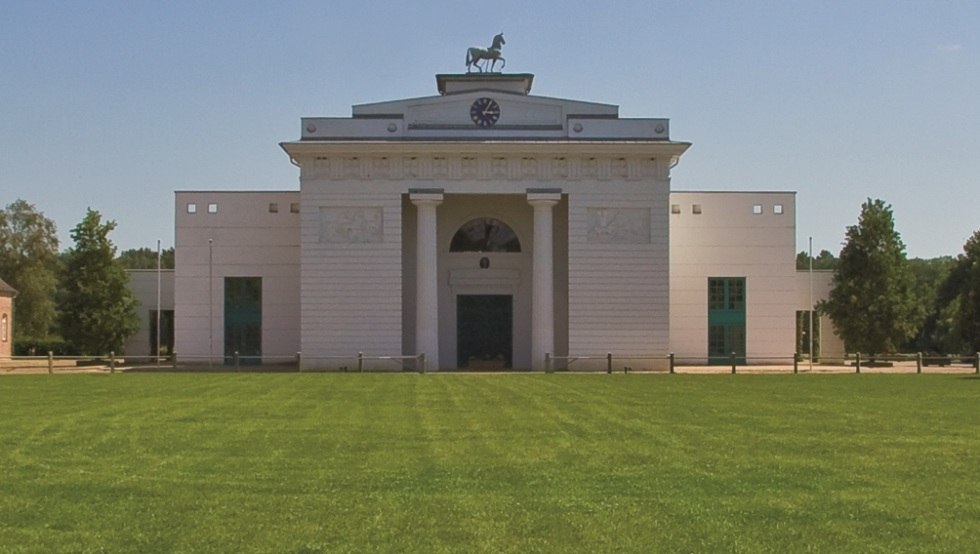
top-left (281, 140), bottom-right (689, 158)
top-left (292, 151), bottom-right (681, 182)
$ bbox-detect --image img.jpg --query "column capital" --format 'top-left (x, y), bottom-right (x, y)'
top-left (410, 189), bottom-right (444, 207)
top-left (527, 188), bottom-right (561, 206)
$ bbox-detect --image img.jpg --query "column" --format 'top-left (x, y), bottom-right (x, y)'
top-left (410, 190), bottom-right (443, 369)
top-left (527, 190), bottom-right (562, 370)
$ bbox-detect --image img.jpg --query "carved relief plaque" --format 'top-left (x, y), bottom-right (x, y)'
top-left (319, 207), bottom-right (384, 243)
top-left (586, 208), bottom-right (650, 244)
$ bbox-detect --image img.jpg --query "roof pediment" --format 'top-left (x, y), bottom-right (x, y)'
top-left (294, 73), bottom-right (673, 142)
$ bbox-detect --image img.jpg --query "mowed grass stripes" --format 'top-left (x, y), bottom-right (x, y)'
top-left (1, 374), bottom-right (978, 553)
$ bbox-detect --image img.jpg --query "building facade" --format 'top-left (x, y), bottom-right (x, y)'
top-left (0, 278), bottom-right (15, 359)
top-left (172, 72), bottom-right (815, 369)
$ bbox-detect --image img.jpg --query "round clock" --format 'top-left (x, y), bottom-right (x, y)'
top-left (470, 97), bottom-right (500, 127)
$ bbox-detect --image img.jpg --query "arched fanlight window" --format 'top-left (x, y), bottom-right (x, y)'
top-left (450, 218), bottom-right (521, 252)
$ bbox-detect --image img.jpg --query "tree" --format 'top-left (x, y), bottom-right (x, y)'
top-left (59, 209), bottom-right (139, 355)
top-left (938, 230), bottom-right (980, 353)
top-left (118, 247), bottom-right (175, 270)
top-left (818, 198), bottom-right (920, 355)
top-left (796, 249), bottom-right (838, 270)
top-left (0, 199), bottom-right (61, 341)
top-left (901, 256), bottom-right (956, 352)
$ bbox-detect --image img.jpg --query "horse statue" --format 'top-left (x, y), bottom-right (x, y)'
top-left (466, 33), bottom-right (506, 73)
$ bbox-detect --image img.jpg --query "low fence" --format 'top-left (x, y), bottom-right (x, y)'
top-left (0, 351), bottom-right (428, 374)
top-left (545, 351), bottom-right (980, 375)
top-left (3, 350), bottom-right (979, 375)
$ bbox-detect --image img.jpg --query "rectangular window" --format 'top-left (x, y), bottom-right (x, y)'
top-left (728, 279), bottom-right (745, 310)
top-left (268, 203), bottom-right (279, 213)
top-left (708, 279), bottom-right (726, 310)
top-left (774, 204), bottom-right (784, 214)
top-left (224, 277), bottom-right (262, 365)
top-left (187, 203), bottom-right (197, 214)
top-left (692, 204), bottom-right (702, 215)
top-left (290, 202), bottom-right (300, 214)
top-left (707, 277), bottom-right (747, 363)
top-left (1, 314), bottom-right (7, 342)
top-left (208, 203), bottom-right (218, 214)
top-left (671, 204), bottom-right (681, 214)
top-left (752, 204), bottom-right (763, 214)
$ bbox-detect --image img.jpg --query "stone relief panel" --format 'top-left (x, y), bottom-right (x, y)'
top-left (319, 207), bottom-right (384, 243)
top-left (586, 208), bottom-right (651, 244)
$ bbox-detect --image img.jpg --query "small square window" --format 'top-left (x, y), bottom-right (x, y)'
top-left (269, 203), bottom-right (279, 213)
top-left (290, 202), bottom-right (300, 214)
top-left (752, 204), bottom-right (763, 215)
top-left (774, 204), bottom-right (784, 215)
top-left (186, 203), bottom-right (197, 214)
top-left (208, 203), bottom-right (218, 214)
top-left (670, 204), bottom-right (681, 214)
top-left (692, 204), bottom-right (702, 215)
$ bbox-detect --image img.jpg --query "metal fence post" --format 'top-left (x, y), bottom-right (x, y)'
top-left (48, 351), bottom-right (53, 375)
top-left (109, 351), bottom-right (115, 374)
top-left (669, 352), bottom-right (675, 374)
top-left (730, 352), bottom-right (736, 374)
top-left (234, 351), bottom-right (240, 372)
top-left (172, 351), bottom-right (178, 370)
top-left (545, 353), bottom-right (552, 373)
top-left (856, 352), bottom-right (861, 374)
top-left (418, 352), bottom-right (426, 374)
top-left (975, 352), bottom-right (979, 374)
top-left (916, 352), bottom-right (922, 374)
top-left (606, 353), bottom-right (612, 374)
top-left (793, 352), bottom-right (799, 374)
top-left (357, 351), bottom-right (364, 373)
top-left (296, 351), bottom-right (302, 372)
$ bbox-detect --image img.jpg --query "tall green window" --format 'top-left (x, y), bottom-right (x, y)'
top-left (708, 277), bottom-right (746, 364)
top-left (224, 277), bottom-right (262, 365)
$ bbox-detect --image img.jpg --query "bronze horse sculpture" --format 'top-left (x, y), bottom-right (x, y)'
top-left (466, 33), bottom-right (506, 73)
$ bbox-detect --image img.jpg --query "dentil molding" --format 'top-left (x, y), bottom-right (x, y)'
top-left (301, 154), bottom-right (673, 182)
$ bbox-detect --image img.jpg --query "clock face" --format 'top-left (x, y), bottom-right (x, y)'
top-left (470, 97), bottom-right (501, 127)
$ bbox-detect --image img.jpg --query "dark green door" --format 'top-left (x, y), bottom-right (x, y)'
top-left (457, 295), bottom-right (513, 369)
top-left (708, 277), bottom-right (746, 364)
top-left (225, 277), bottom-right (261, 365)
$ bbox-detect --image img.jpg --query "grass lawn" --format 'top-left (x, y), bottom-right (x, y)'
top-left (1, 373), bottom-right (978, 553)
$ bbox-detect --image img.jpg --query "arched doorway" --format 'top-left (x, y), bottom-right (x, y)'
top-left (450, 217), bottom-right (521, 369)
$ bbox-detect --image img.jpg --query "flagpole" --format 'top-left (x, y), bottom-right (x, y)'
top-left (156, 239), bottom-right (162, 366)
top-left (809, 236), bottom-right (814, 372)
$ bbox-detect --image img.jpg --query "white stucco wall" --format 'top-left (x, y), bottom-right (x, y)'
top-left (796, 269), bottom-right (846, 360)
top-left (124, 269), bottom-right (174, 357)
top-left (299, 181), bottom-right (404, 367)
top-left (174, 191), bottom-right (300, 362)
top-left (567, 179), bottom-right (671, 370)
top-left (670, 191), bottom-right (797, 362)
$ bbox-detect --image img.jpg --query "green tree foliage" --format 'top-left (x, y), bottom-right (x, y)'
top-left (59, 209), bottom-right (139, 355)
top-left (0, 199), bottom-right (61, 341)
top-left (796, 249), bottom-right (838, 270)
top-left (818, 199), bottom-right (920, 355)
top-left (902, 257), bottom-right (957, 352)
top-left (117, 247), bottom-right (175, 270)
top-left (930, 230), bottom-right (980, 353)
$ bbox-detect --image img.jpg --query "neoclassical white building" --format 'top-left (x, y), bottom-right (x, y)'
top-left (171, 71), bottom-right (827, 370)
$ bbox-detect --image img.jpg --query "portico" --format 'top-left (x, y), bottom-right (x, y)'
top-left (280, 71), bottom-right (687, 370)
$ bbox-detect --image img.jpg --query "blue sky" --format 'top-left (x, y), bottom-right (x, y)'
top-left (1, 1), bottom-right (977, 258)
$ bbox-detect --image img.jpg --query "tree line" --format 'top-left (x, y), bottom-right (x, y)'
top-left (0, 199), bottom-right (172, 356)
top-left (800, 198), bottom-right (980, 356)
